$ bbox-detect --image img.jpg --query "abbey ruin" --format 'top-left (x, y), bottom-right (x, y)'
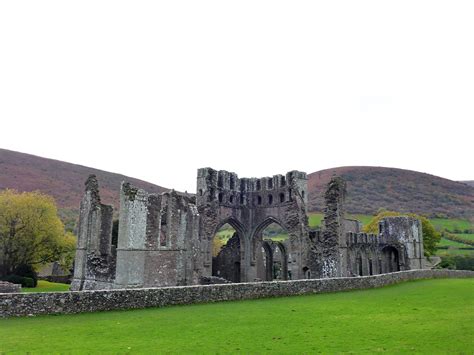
top-left (70, 168), bottom-right (425, 290)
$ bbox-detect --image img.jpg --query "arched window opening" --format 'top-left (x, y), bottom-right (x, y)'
top-left (259, 222), bottom-right (289, 281)
top-left (199, 189), bottom-right (203, 196)
top-left (268, 179), bottom-right (273, 189)
top-left (301, 190), bottom-right (305, 199)
top-left (212, 223), bottom-right (241, 283)
top-left (279, 193), bottom-right (285, 203)
top-left (358, 255), bottom-right (363, 276)
top-left (268, 194), bottom-right (273, 205)
top-left (302, 266), bottom-right (310, 279)
top-left (229, 195), bottom-right (234, 204)
top-left (281, 176), bottom-right (286, 187)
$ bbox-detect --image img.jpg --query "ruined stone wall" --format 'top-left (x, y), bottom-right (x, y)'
top-left (196, 168), bottom-right (310, 282)
top-left (0, 281), bottom-right (21, 293)
top-left (343, 216), bottom-right (424, 277)
top-left (114, 183), bottom-right (200, 289)
top-left (70, 175), bottom-right (116, 291)
top-left (2, 270), bottom-right (472, 318)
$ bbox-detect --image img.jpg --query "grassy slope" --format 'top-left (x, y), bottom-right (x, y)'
top-left (22, 280), bottom-right (70, 293)
top-left (1, 279), bottom-right (472, 353)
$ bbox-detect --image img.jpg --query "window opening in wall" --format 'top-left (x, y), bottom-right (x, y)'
top-left (229, 195), bottom-right (234, 204)
top-left (240, 193), bottom-right (245, 205)
top-left (268, 179), bottom-right (273, 189)
top-left (209, 188), bottom-right (215, 201)
top-left (218, 193), bottom-right (223, 203)
top-left (257, 196), bottom-right (262, 205)
top-left (301, 190), bottom-right (305, 199)
top-left (256, 180), bottom-right (261, 191)
top-left (281, 176), bottom-right (286, 187)
top-left (212, 223), bottom-right (241, 283)
top-left (261, 223), bottom-right (289, 281)
top-left (230, 176), bottom-right (235, 190)
top-left (358, 255), bottom-right (363, 276)
top-left (199, 189), bottom-right (203, 196)
top-left (268, 194), bottom-right (273, 205)
top-left (279, 193), bottom-right (285, 203)
top-left (218, 175), bottom-right (223, 188)
top-left (369, 259), bottom-right (373, 275)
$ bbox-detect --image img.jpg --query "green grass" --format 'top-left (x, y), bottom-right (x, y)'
top-left (430, 218), bottom-right (472, 233)
top-left (22, 280), bottom-right (70, 293)
top-left (308, 213), bottom-right (324, 227)
top-left (1, 279), bottom-right (472, 353)
top-left (455, 233), bottom-right (474, 241)
top-left (437, 238), bottom-right (470, 248)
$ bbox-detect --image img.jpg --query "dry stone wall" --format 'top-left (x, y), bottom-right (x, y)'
top-left (1, 270), bottom-right (472, 318)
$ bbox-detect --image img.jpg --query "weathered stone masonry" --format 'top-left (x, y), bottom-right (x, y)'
top-left (70, 168), bottom-right (427, 291)
top-left (2, 270), bottom-right (473, 318)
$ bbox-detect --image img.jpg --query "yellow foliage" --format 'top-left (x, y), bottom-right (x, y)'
top-left (0, 189), bottom-right (76, 275)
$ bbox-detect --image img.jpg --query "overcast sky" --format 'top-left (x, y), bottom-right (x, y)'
top-left (1, 1), bottom-right (473, 192)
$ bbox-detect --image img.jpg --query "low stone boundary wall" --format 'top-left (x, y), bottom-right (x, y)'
top-left (1, 269), bottom-right (473, 318)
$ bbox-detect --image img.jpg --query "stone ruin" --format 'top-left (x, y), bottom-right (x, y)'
top-left (70, 168), bottom-right (425, 290)
top-left (0, 281), bottom-right (21, 293)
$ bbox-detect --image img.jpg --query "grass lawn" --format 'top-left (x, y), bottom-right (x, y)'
top-left (430, 218), bottom-right (472, 233)
top-left (455, 233), bottom-right (474, 241)
top-left (22, 280), bottom-right (70, 293)
top-left (437, 238), bottom-right (470, 248)
top-left (1, 278), bottom-right (473, 353)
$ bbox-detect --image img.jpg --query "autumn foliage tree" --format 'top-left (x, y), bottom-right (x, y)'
top-left (0, 189), bottom-right (76, 277)
top-left (363, 210), bottom-right (441, 256)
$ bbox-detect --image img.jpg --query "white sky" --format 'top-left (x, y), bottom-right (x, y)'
top-left (1, 1), bottom-right (473, 192)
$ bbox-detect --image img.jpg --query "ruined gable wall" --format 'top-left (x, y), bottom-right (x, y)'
top-left (70, 175), bottom-right (116, 291)
top-left (196, 168), bottom-right (310, 282)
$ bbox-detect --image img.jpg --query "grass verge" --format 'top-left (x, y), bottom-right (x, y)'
top-left (1, 278), bottom-right (472, 353)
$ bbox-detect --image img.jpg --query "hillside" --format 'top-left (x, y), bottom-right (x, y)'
top-left (1, 149), bottom-right (473, 223)
top-left (308, 167), bottom-right (474, 219)
top-left (462, 181), bottom-right (474, 188)
top-left (0, 148), bottom-right (168, 215)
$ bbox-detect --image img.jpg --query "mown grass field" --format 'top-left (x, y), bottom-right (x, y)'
top-left (22, 280), bottom-right (69, 293)
top-left (1, 278), bottom-right (472, 353)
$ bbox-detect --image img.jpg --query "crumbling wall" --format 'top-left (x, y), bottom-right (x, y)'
top-left (344, 216), bottom-right (425, 276)
top-left (196, 168), bottom-right (310, 283)
top-left (0, 281), bottom-right (21, 293)
top-left (315, 176), bottom-right (347, 278)
top-left (114, 182), bottom-right (200, 288)
top-left (70, 175), bottom-right (116, 291)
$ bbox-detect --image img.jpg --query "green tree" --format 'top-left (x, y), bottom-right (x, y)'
top-left (0, 189), bottom-right (76, 276)
top-left (363, 210), bottom-right (441, 256)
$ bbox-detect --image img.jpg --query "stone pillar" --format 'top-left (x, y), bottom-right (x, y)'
top-left (70, 175), bottom-right (114, 291)
top-left (114, 182), bottom-right (149, 288)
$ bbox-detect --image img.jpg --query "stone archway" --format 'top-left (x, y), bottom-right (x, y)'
top-left (211, 217), bottom-right (247, 283)
top-left (381, 246), bottom-right (400, 273)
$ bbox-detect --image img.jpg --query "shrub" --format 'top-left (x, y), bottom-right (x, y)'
top-left (14, 264), bottom-right (38, 287)
top-left (1, 275), bottom-right (35, 287)
top-left (439, 255), bottom-right (474, 271)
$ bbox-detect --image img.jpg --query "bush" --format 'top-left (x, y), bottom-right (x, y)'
top-left (1, 275), bottom-right (35, 287)
top-left (14, 264), bottom-right (38, 287)
top-left (439, 255), bottom-right (474, 271)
